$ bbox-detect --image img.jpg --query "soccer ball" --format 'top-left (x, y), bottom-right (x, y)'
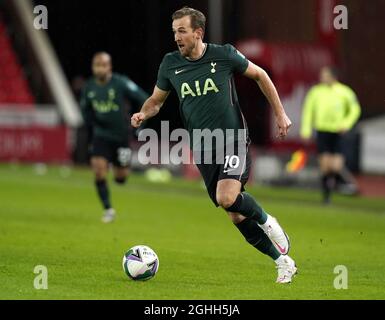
top-left (122, 245), bottom-right (159, 281)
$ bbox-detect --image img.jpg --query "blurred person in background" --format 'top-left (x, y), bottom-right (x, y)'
top-left (300, 66), bottom-right (361, 204)
top-left (80, 52), bottom-right (148, 223)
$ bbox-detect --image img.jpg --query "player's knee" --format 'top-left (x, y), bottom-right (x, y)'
top-left (319, 155), bottom-right (334, 173)
top-left (94, 170), bottom-right (107, 180)
top-left (114, 176), bottom-right (127, 185)
top-left (92, 163), bottom-right (108, 180)
top-left (229, 212), bottom-right (246, 224)
top-left (216, 192), bottom-right (238, 209)
top-left (332, 156), bottom-right (344, 172)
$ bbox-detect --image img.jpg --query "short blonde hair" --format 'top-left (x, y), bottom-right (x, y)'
top-left (172, 7), bottom-right (206, 33)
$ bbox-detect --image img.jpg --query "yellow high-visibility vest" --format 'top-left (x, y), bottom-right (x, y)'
top-left (300, 82), bottom-right (361, 139)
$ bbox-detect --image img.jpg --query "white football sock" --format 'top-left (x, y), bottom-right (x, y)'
top-left (274, 255), bottom-right (286, 265)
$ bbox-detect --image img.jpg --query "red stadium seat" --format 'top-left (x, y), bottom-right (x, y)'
top-left (0, 20), bottom-right (35, 106)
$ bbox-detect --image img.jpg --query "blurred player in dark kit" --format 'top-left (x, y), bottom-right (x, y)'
top-left (81, 52), bottom-right (148, 222)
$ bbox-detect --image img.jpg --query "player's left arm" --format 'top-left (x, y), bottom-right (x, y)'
top-left (341, 87), bottom-right (361, 132)
top-left (123, 77), bottom-right (150, 109)
top-left (243, 61), bottom-right (292, 139)
top-left (122, 76), bottom-right (150, 134)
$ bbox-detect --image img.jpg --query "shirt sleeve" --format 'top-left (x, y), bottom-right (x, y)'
top-left (226, 44), bottom-right (249, 74)
top-left (79, 85), bottom-right (93, 127)
top-left (156, 55), bottom-right (172, 91)
top-left (300, 87), bottom-right (316, 139)
top-left (122, 76), bottom-right (149, 106)
top-left (341, 87), bottom-right (361, 130)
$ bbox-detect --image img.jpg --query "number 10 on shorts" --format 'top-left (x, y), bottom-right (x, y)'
top-left (118, 148), bottom-right (132, 167)
top-left (224, 155), bottom-right (240, 170)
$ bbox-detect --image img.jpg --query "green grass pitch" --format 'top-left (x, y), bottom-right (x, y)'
top-left (0, 164), bottom-right (384, 300)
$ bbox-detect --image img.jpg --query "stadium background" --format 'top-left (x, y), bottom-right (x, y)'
top-left (0, 0), bottom-right (384, 300)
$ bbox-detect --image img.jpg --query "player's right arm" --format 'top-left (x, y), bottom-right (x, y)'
top-left (80, 86), bottom-right (93, 125)
top-left (79, 84), bottom-right (95, 141)
top-left (300, 88), bottom-right (315, 140)
top-left (131, 86), bottom-right (169, 128)
top-left (132, 54), bottom-right (171, 128)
